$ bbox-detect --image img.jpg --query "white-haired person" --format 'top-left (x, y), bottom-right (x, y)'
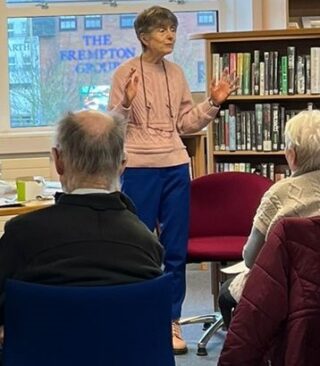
top-left (108, 5), bottom-right (237, 354)
top-left (0, 110), bottom-right (164, 365)
top-left (218, 109), bottom-right (320, 329)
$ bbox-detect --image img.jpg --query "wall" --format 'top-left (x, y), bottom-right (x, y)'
top-left (218, 0), bottom-right (288, 31)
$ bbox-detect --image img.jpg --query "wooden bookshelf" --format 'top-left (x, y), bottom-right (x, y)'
top-left (190, 29), bottom-right (320, 180)
top-left (181, 131), bottom-right (206, 178)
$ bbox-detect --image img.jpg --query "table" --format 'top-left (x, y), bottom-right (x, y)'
top-left (0, 199), bottom-right (54, 216)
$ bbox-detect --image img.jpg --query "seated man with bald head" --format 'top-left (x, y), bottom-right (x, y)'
top-left (0, 110), bottom-right (163, 330)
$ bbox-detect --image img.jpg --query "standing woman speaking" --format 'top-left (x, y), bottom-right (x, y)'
top-left (108, 6), bottom-right (237, 355)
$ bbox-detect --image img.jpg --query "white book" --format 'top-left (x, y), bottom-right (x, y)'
top-left (211, 53), bottom-right (220, 85)
top-left (310, 47), bottom-right (320, 94)
top-left (221, 260), bottom-right (247, 274)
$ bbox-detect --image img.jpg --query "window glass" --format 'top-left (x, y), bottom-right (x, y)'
top-left (8, 11), bottom-right (217, 128)
top-left (84, 15), bottom-right (102, 30)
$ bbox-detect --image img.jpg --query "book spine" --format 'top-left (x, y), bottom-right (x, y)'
top-left (228, 104), bottom-right (236, 151)
top-left (271, 103), bottom-right (280, 151)
top-left (259, 61), bottom-right (265, 96)
top-left (273, 51), bottom-right (279, 95)
top-left (250, 111), bottom-right (256, 151)
top-left (253, 50), bottom-right (260, 95)
top-left (305, 54), bottom-right (311, 95)
top-left (269, 51), bottom-right (274, 95)
top-left (281, 56), bottom-right (288, 95)
top-left (287, 46), bottom-right (296, 95)
top-left (310, 47), bottom-right (320, 94)
top-left (243, 53), bottom-right (251, 95)
top-left (245, 111), bottom-right (252, 150)
top-left (296, 55), bottom-right (305, 94)
top-left (240, 111), bottom-right (246, 150)
top-left (219, 110), bottom-right (226, 150)
top-left (214, 117), bottom-right (220, 151)
top-left (263, 103), bottom-right (272, 152)
top-left (229, 52), bottom-right (237, 95)
top-left (212, 53), bottom-right (220, 85)
top-left (264, 52), bottom-right (270, 95)
top-left (224, 108), bottom-right (230, 150)
top-left (236, 110), bottom-right (242, 150)
top-left (279, 106), bottom-right (286, 150)
top-left (255, 104), bottom-right (263, 151)
top-left (237, 53), bottom-right (243, 95)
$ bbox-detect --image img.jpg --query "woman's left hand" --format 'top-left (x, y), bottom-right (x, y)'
top-left (209, 68), bottom-right (239, 106)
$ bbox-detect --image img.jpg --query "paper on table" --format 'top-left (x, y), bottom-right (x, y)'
top-left (220, 260), bottom-right (247, 274)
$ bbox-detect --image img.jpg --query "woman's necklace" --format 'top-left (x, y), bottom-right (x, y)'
top-left (140, 54), bottom-right (174, 120)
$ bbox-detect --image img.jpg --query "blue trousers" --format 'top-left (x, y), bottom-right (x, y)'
top-left (121, 164), bottom-right (190, 320)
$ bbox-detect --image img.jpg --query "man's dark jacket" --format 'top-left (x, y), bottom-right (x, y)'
top-left (0, 192), bottom-right (163, 324)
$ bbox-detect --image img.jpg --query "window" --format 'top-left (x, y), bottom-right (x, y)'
top-left (84, 15), bottom-right (102, 30)
top-left (120, 14), bottom-right (135, 29)
top-left (1, 1), bottom-right (218, 135)
top-left (59, 16), bottom-right (77, 31)
top-left (197, 11), bottom-right (217, 26)
top-left (197, 61), bottom-right (205, 84)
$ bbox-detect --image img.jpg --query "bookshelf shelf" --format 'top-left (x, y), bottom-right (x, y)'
top-left (213, 151), bottom-right (285, 156)
top-left (228, 95), bottom-right (320, 101)
top-left (190, 29), bottom-right (320, 181)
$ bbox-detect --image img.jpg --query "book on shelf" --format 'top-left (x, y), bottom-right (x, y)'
top-left (310, 47), bottom-right (320, 94)
top-left (215, 161), bottom-right (290, 182)
top-left (273, 51), bottom-right (279, 95)
top-left (271, 103), bottom-right (280, 151)
top-left (287, 46), bottom-right (296, 95)
top-left (236, 53), bottom-right (243, 95)
top-left (211, 45), bottom-right (320, 97)
top-left (243, 53), bottom-right (251, 95)
top-left (228, 104), bottom-right (236, 152)
top-left (280, 56), bottom-right (288, 95)
top-left (296, 55), bottom-right (306, 94)
top-left (213, 104), bottom-right (314, 154)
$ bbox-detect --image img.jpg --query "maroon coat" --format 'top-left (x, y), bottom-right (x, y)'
top-left (218, 216), bottom-right (320, 366)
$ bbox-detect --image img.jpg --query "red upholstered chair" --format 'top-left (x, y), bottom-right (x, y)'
top-left (180, 172), bottom-right (273, 355)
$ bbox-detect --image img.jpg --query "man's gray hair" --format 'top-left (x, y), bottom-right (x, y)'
top-left (55, 110), bottom-right (126, 183)
top-left (285, 109), bottom-right (320, 173)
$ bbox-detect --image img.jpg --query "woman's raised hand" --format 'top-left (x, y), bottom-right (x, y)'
top-left (122, 68), bottom-right (139, 108)
top-left (209, 68), bottom-right (239, 107)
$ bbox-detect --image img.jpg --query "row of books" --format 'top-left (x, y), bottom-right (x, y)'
top-left (215, 162), bottom-right (291, 182)
top-left (213, 103), bottom-right (308, 152)
top-left (212, 47), bottom-right (320, 96)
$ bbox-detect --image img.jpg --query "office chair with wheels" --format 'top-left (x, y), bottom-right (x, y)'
top-left (180, 172), bottom-right (272, 356)
top-left (3, 274), bottom-right (175, 366)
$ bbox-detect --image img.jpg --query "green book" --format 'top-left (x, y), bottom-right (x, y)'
top-left (243, 52), bottom-right (251, 95)
top-left (281, 56), bottom-right (288, 95)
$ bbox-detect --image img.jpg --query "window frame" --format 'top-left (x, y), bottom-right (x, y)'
top-left (59, 15), bottom-right (77, 31)
top-left (84, 14), bottom-right (102, 30)
top-left (0, 0), bottom-right (219, 154)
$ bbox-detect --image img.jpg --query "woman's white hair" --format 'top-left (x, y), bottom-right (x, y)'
top-left (285, 109), bottom-right (320, 173)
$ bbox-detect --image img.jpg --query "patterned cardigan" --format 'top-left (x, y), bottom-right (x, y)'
top-left (229, 169), bottom-right (320, 302)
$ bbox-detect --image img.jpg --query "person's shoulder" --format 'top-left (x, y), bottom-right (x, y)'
top-left (266, 176), bottom-right (293, 195)
top-left (113, 57), bottom-right (139, 76)
top-left (163, 58), bottom-right (184, 75)
top-left (3, 204), bottom-right (57, 235)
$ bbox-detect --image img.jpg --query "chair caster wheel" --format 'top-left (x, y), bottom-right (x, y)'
top-left (197, 347), bottom-right (208, 356)
top-left (202, 322), bottom-right (211, 330)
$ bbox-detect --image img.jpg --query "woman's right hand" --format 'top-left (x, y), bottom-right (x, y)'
top-left (122, 68), bottom-right (139, 108)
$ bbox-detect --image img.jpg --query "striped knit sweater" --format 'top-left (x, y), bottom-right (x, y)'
top-left (108, 56), bottom-right (219, 168)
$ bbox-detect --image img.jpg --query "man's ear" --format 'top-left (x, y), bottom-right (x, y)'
top-left (285, 147), bottom-right (298, 172)
top-left (119, 151), bottom-right (128, 176)
top-left (51, 147), bottom-right (64, 176)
